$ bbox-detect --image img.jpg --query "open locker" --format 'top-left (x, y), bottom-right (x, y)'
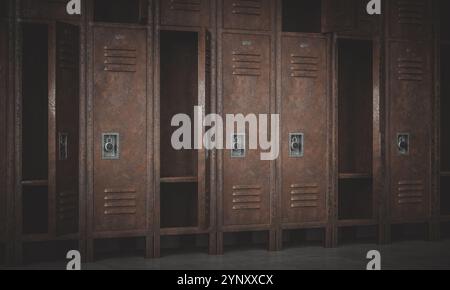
top-left (18, 21), bottom-right (80, 261)
top-left (157, 28), bottom-right (211, 256)
top-left (279, 33), bottom-right (329, 246)
top-left (335, 36), bottom-right (382, 244)
top-left (337, 39), bottom-right (374, 221)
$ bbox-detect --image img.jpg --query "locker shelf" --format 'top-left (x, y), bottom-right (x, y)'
top-left (339, 173), bottom-right (372, 180)
top-left (21, 180), bottom-right (48, 187)
top-left (160, 176), bottom-right (198, 184)
top-left (337, 219), bottom-right (378, 227)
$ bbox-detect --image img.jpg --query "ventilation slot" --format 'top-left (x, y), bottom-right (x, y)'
top-left (397, 181), bottom-right (424, 205)
top-left (290, 184), bottom-right (319, 208)
top-left (232, 185), bottom-right (262, 210)
top-left (232, 0), bottom-right (262, 16)
top-left (396, 0), bottom-right (425, 25)
top-left (290, 55), bottom-right (319, 79)
top-left (103, 188), bottom-right (137, 216)
top-left (57, 190), bottom-right (78, 222)
top-left (169, 0), bottom-right (201, 12)
top-left (397, 57), bottom-right (423, 82)
top-left (103, 46), bottom-right (137, 73)
top-left (232, 52), bottom-right (261, 77)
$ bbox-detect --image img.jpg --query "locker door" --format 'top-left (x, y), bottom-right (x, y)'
top-left (387, 0), bottom-right (432, 40)
top-left (222, 0), bottom-right (271, 31)
top-left (222, 33), bottom-right (271, 227)
top-left (55, 23), bottom-right (79, 235)
top-left (0, 21), bottom-right (8, 241)
top-left (160, 0), bottom-right (210, 27)
top-left (321, 0), bottom-right (355, 33)
top-left (20, 0), bottom-right (81, 21)
top-left (93, 27), bottom-right (148, 232)
top-left (281, 35), bottom-right (328, 224)
top-left (388, 41), bottom-right (432, 221)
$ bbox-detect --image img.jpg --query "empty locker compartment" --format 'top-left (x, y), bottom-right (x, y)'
top-left (337, 39), bottom-right (374, 221)
top-left (159, 30), bottom-right (209, 230)
top-left (20, 22), bottom-right (80, 238)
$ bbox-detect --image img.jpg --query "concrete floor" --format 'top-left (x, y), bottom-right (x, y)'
top-left (2, 239), bottom-right (450, 270)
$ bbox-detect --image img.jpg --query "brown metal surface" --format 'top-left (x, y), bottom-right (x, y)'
top-left (20, 0), bottom-right (82, 21)
top-left (55, 23), bottom-right (80, 235)
top-left (321, 0), bottom-right (355, 33)
top-left (387, 40), bottom-right (432, 221)
top-left (92, 26), bottom-right (148, 232)
top-left (280, 34), bottom-right (328, 224)
top-left (387, 0), bottom-right (432, 40)
top-left (221, 33), bottom-right (271, 227)
top-left (160, 0), bottom-right (210, 27)
top-left (222, 0), bottom-right (271, 31)
top-left (0, 20), bottom-right (8, 242)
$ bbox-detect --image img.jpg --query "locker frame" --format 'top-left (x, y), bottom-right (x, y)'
top-left (11, 15), bottom-right (83, 264)
top-left (275, 0), bottom-right (333, 250)
top-left (153, 0), bottom-right (218, 258)
top-left (216, 0), bottom-right (278, 255)
top-left (84, 0), bottom-right (155, 262)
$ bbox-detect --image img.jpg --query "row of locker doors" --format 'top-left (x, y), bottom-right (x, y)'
top-left (92, 26), bottom-right (431, 233)
top-left (89, 26), bottom-right (331, 234)
top-left (7, 20), bottom-right (432, 239)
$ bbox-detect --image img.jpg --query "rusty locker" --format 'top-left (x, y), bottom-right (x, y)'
top-left (221, 33), bottom-right (271, 227)
top-left (387, 41), bottom-right (432, 221)
top-left (55, 23), bottom-right (80, 235)
top-left (20, 0), bottom-right (81, 21)
top-left (387, 0), bottom-right (432, 40)
top-left (160, 0), bottom-right (210, 27)
top-left (92, 26), bottom-right (148, 233)
top-left (222, 0), bottom-right (272, 31)
top-left (0, 20), bottom-right (8, 245)
top-left (280, 35), bottom-right (328, 224)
